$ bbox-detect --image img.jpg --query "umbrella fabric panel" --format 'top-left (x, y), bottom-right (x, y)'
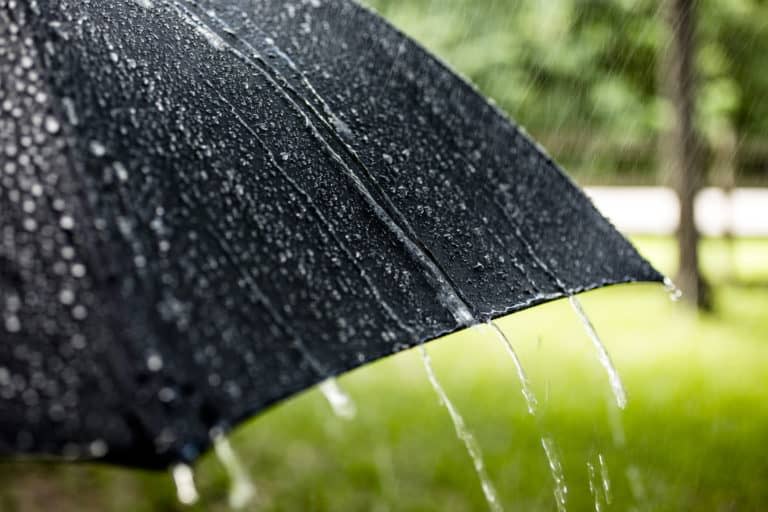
top-left (3, 0), bottom-right (457, 468)
top-left (0, 3), bottom-right (142, 465)
top-left (0, 0), bottom-right (662, 469)
top-left (190, 0), bottom-right (661, 307)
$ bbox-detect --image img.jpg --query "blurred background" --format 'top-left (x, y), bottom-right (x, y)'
top-left (1, 0), bottom-right (766, 510)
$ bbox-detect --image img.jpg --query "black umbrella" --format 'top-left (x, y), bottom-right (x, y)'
top-left (0, 0), bottom-right (661, 476)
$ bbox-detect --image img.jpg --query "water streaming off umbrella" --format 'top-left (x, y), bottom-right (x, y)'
top-left (212, 431), bottom-right (257, 509)
top-left (568, 296), bottom-right (627, 409)
top-left (419, 345), bottom-right (503, 512)
top-left (586, 459), bottom-right (602, 512)
top-left (478, 321), bottom-right (538, 415)
top-left (541, 437), bottom-right (568, 512)
top-left (598, 453), bottom-right (612, 505)
top-left (171, 463), bottom-right (200, 506)
top-left (318, 378), bottom-right (357, 420)
top-left (663, 276), bottom-right (684, 302)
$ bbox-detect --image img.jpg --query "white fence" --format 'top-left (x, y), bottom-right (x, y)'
top-left (584, 187), bottom-right (768, 237)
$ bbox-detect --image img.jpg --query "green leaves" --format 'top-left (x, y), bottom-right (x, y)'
top-left (365, 0), bottom-right (768, 183)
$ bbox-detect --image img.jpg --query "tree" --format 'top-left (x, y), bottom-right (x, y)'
top-left (660, 0), bottom-right (710, 309)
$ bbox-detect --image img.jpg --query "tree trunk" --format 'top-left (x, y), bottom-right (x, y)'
top-left (660, 0), bottom-right (710, 309)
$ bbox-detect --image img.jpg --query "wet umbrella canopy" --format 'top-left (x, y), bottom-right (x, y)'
top-left (0, 0), bottom-right (661, 471)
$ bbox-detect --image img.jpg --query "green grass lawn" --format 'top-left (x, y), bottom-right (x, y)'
top-left (2, 237), bottom-right (767, 511)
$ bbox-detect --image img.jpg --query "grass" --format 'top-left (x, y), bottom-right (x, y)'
top-left (2, 236), bottom-right (768, 511)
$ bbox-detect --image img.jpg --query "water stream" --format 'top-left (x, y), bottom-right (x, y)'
top-left (419, 345), bottom-right (504, 512)
top-left (568, 296), bottom-right (627, 409)
top-left (598, 453), bottom-right (612, 505)
top-left (541, 437), bottom-right (568, 512)
top-left (212, 432), bottom-right (257, 509)
top-left (483, 321), bottom-right (572, 511)
top-left (480, 321), bottom-right (538, 415)
top-left (586, 459), bottom-right (603, 512)
top-left (319, 378), bottom-right (357, 420)
top-left (171, 463), bottom-right (200, 506)
top-left (663, 276), bottom-right (683, 302)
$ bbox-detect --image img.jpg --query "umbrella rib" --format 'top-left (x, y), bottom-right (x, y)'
top-left (170, 0), bottom-right (475, 326)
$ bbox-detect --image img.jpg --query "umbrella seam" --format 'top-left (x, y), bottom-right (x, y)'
top-left (168, 0), bottom-right (478, 325)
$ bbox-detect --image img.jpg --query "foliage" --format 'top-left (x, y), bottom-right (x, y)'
top-left (1, 237), bottom-right (767, 511)
top-left (364, 0), bottom-right (768, 184)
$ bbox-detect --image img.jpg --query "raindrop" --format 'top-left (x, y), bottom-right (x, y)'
top-left (330, 115), bottom-right (353, 138)
top-left (71, 334), bottom-right (87, 350)
top-left (88, 140), bottom-right (107, 157)
top-left (541, 437), bottom-right (567, 512)
top-left (146, 351), bottom-right (163, 372)
top-left (158, 386), bottom-right (177, 403)
top-left (22, 218), bottom-right (37, 232)
top-left (4, 315), bottom-right (21, 333)
top-left (59, 215), bottom-right (75, 230)
top-left (171, 463), bottom-right (200, 506)
top-left (586, 460), bottom-right (602, 512)
top-left (71, 263), bottom-right (86, 278)
top-left (61, 97), bottom-right (78, 125)
top-left (71, 305), bottom-right (88, 320)
top-left (43, 115), bottom-right (60, 134)
top-left (663, 276), bottom-right (683, 302)
top-left (625, 465), bottom-right (647, 503)
top-left (568, 296), bottom-right (627, 409)
top-left (318, 378), bottom-right (356, 420)
top-left (598, 453), bottom-right (612, 505)
top-left (58, 288), bottom-right (75, 305)
top-left (113, 162), bottom-right (129, 181)
top-left (88, 439), bottom-right (108, 457)
top-left (420, 346), bottom-right (503, 512)
top-left (212, 430), bottom-right (257, 509)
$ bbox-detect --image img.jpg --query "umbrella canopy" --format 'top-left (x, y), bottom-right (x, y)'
top-left (0, 0), bottom-right (662, 469)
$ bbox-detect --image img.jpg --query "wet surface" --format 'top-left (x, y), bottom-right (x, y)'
top-left (0, 0), bottom-right (661, 469)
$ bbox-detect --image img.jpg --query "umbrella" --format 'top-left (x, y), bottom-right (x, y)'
top-left (0, 0), bottom-right (662, 475)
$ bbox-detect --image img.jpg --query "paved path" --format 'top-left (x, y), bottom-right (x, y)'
top-left (584, 187), bottom-right (768, 236)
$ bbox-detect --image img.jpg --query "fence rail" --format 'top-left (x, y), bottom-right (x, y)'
top-left (585, 187), bottom-right (768, 236)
